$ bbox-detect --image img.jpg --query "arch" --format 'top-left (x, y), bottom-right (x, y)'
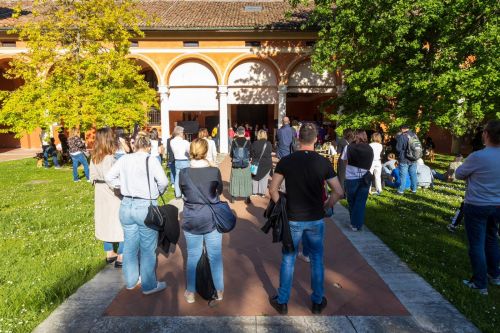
top-left (283, 55), bottom-right (310, 84)
top-left (226, 58), bottom-right (280, 105)
top-left (167, 59), bottom-right (219, 111)
top-left (164, 54), bottom-right (222, 86)
top-left (287, 59), bottom-right (337, 94)
top-left (126, 54), bottom-right (163, 86)
top-left (223, 54), bottom-right (281, 85)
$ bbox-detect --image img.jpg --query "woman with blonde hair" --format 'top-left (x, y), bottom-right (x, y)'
top-left (198, 127), bottom-right (218, 166)
top-left (90, 128), bottom-right (124, 267)
top-left (370, 132), bottom-right (383, 194)
top-left (179, 138), bottom-right (224, 304)
top-left (250, 129), bottom-right (272, 197)
top-left (106, 131), bottom-right (169, 295)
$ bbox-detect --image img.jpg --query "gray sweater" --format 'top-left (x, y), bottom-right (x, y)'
top-left (456, 147), bottom-right (500, 206)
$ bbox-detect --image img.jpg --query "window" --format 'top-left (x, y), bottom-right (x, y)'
top-left (147, 107), bottom-right (161, 126)
top-left (245, 41), bottom-right (261, 47)
top-left (183, 41), bottom-right (199, 47)
top-left (130, 40), bottom-right (139, 48)
top-left (244, 5), bottom-right (263, 12)
top-left (305, 41), bottom-right (316, 47)
top-left (1, 41), bottom-right (16, 47)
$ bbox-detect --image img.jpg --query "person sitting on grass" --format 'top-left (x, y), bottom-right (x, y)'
top-left (416, 158), bottom-right (434, 189)
top-left (385, 164), bottom-right (411, 190)
top-left (432, 155), bottom-right (463, 182)
top-left (382, 153), bottom-right (397, 182)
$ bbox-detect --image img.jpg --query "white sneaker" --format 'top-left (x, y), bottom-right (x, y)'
top-left (126, 277), bottom-right (141, 290)
top-left (143, 281), bottom-right (167, 295)
top-left (216, 290), bottom-right (224, 301)
top-left (184, 290), bottom-right (195, 303)
top-left (297, 251), bottom-right (310, 263)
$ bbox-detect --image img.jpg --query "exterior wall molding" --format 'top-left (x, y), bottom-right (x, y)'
top-left (130, 47), bottom-right (311, 54)
top-left (223, 54), bottom-right (281, 85)
top-left (163, 53), bottom-right (223, 86)
top-left (125, 53), bottom-right (164, 86)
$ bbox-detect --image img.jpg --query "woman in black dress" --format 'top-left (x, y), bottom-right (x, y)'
top-left (250, 130), bottom-right (273, 197)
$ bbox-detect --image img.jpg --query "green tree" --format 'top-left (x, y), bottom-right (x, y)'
top-left (290, 0), bottom-right (499, 138)
top-left (0, 0), bottom-right (157, 135)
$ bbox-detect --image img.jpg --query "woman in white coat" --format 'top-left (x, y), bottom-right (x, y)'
top-left (90, 128), bottom-right (124, 267)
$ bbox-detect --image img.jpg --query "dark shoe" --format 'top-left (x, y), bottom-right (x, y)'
top-left (106, 256), bottom-right (117, 264)
top-left (245, 197), bottom-right (251, 204)
top-left (114, 261), bottom-right (123, 268)
top-left (269, 295), bottom-right (288, 315)
top-left (230, 196), bottom-right (235, 203)
top-left (312, 297), bottom-right (328, 314)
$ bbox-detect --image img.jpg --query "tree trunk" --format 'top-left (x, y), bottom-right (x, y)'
top-left (451, 135), bottom-right (463, 155)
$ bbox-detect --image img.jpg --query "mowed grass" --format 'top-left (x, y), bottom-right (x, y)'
top-left (360, 154), bottom-right (499, 333)
top-left (0, 158), bottom-right (174, 333)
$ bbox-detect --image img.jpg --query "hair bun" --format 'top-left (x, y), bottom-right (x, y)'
top-left (137, 131), bottom-right (148, 138)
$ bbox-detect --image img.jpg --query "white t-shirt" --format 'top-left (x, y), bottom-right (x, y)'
top-left (370, 142), bottom-right (383, 165)
top-left (170, 136), bottom-right (190, 160)
top-left (150, 140), bottom-right (159, 157)
top-left (204, 138), bottom-right (218, 164)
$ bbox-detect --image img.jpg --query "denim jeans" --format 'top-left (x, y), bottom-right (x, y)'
top-left (345, 178), bottom-right (370, 229)
top-left (43, 145), bottom-right (60, 168)
top-left (398, 162), bottom-right (418, 193)
top-left (71, 152), bottom-right (89, 181)
top-left (431, 169), bottom-right (447, 181)
top-left (103, 242), bottom-right (124, 255)
top-left (302, 233), bottom-right (310, 257)
top-left (174, 160), bottom-right (190, 198)
top-left (464, 204), bottom-right (500, 289)
top-left (278, 220), bottom-right (324, 304)
top-left (119, 197), bottom-right (159, 292)
top-left (184, 229), bottom-right (224, 292)
top-left (168, 161), bottom-right (176, 185)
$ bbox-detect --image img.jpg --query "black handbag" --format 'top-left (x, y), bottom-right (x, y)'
top-left (144, 156), bottom-right (167, 231)
top-left (195, 243), bottom-right (217, 301)
top-left (185, 169), bottom-right (236, 233)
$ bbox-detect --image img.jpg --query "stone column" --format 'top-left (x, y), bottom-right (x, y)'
top-left (158, 85), bottom-right (170, 145)
top-left (277, 84), bottom-right (287, 128)
top-left (218, 85), bottom-right (229, 154)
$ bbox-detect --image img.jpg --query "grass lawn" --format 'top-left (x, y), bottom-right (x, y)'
top-left (0, 158), bottom-right (174, 333)
top-left (359, 154), bottom-right (499, 333)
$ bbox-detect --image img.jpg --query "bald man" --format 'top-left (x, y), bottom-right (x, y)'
top-left (276, 117), bottom-right (296, 159)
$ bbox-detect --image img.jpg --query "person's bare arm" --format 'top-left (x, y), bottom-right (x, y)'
top-left (325, 176), bottom-right (344, 208)
top-left (269, 173), bottom-right (284, 203)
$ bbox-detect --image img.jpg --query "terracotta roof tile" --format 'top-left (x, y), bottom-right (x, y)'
top-left (0, 0), bottom-right (313, 31)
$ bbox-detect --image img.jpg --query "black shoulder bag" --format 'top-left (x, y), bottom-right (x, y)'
top-left (144, 156), bottom-right (167, 231)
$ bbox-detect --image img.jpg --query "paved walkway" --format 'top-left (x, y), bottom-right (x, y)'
top-left (0, 148), bottom-right (39, 162)
top-left (34, 156), bottom-right (479, 333)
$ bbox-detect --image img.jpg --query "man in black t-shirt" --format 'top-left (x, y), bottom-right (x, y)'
top-left (268, 123), bottom-right (344, 315)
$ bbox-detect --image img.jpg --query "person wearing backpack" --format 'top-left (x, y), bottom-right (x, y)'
top-left (395, 125), bottom-right (422, 194)
top-left (229, 126), bottom-right (252, 204)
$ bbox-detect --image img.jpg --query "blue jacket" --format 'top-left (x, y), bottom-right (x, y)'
top-left (276, 125), bottom-right (295, 159)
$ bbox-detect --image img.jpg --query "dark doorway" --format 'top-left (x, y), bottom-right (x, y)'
top-left (236, 105), bottom-right (269, 128)
top-left (205, 115), bottom-right (219, 134)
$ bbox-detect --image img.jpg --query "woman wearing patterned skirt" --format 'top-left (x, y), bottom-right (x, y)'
top-left (229, 127), bottom-right (252, 204)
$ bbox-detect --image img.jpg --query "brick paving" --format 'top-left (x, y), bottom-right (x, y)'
top-left (33, 155), bottom-right (479, 333)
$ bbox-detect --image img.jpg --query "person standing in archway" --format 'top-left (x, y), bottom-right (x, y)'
top-left (276, 117), bottom-right (295, 159)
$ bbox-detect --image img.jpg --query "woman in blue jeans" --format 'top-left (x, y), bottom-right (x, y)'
top-left (179, 138), bottom-right (224, 303)
top-left (340, 130), bottom-right (374, 231)
top-left (68, 129), bottom-right (90, 182)
top-left (105, 131), bottom-right (169, 295)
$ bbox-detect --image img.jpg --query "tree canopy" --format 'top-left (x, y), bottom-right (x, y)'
top-left (291, 0), bottom-right (499, 136)
top-left (0, 0), bottom-right (157, 135)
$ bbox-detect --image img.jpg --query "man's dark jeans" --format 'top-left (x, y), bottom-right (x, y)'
top-left (464, 204), bottom-right (500, 289)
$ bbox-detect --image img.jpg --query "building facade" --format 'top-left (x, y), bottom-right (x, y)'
top-left (0, 0), bottom-right (343, 153)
